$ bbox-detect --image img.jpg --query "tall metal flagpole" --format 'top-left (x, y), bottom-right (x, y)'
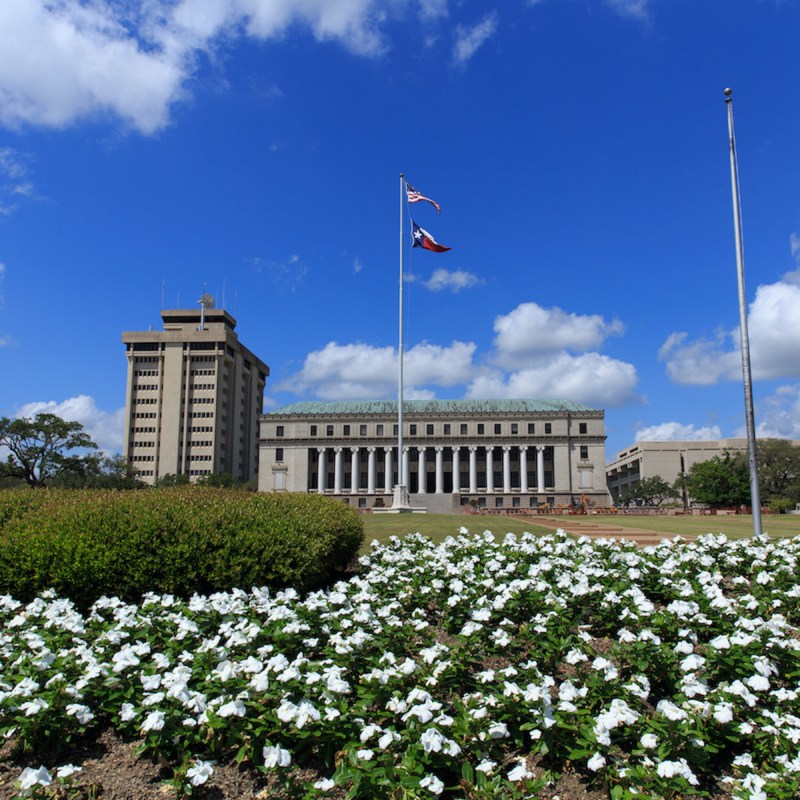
top-left (397, 173), bottom-right (406, 502)
top-left (725, 88), bottom-right (762, 537)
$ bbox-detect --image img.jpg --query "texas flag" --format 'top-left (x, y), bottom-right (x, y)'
top-left (412, 220), bottom-right (451, 252)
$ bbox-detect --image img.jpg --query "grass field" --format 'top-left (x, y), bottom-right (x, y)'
top-left (359, 510), bottom-right (800, 552)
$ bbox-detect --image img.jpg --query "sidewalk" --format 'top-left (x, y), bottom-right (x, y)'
top-left (525, 516), bottom-right (693, 547)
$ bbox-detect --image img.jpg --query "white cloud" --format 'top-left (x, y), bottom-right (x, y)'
top-left (353, 257), bottom-right (363, 273)
top-left (604, 0), bottom-right (650, 20)
top-left (0, 147), bottom-right (34, 214)
top-left (276, 340), bottom-right (478, 399)
top-left (465, 352), bottom-right (638, 408)
top-left (14, 395), bottom-right (125, 453)
top-left (419, 0), bottom-right (448, 21)
top-left (491, 302), bottom-right (625, 370)
top-left (452, 12), bottom-right (497, 65)
top-left (634, 421), bottom-right (722, 443)
top-left (660, 274), bottom-right (800, 385)
top-left (421, 268), bottom-right (483, 292)
top-left (0, 0), bottom-right (408, 134)
top-left (756, 384), bottom-right (800, 440)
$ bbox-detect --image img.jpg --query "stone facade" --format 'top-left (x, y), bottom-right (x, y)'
top-left (122, 308), bottom-right (269, 484)
top-left (258, 400), bottom-right (609, 511)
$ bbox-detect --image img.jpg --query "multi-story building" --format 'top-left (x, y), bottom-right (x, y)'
top-left (122, 306), bottom-right (269, 484)
top-left (605, 439), bottom-right (749, 504)
top-left (258, 399), bottom-right (608, 512)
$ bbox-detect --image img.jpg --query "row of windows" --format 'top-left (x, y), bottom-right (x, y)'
top-left (131, 455), bottom-right (154, 462)
top-left (134, 356), bottom-right (159, 364)
top-left (189, 455), bottom-right (212, 462)
top-left (191, 412), bottom-right (214, 418)
top-left (191, 383), bottom-right (215, 390)
top-left (135, 384), bottom-right (159, 391)
top-left (190, 397), bottom-right (215, 404)
top-left (191, 426), bottom-right (213, 433)
top-left (131, 426), bottom-right (157, 433)
top-left (132, 441), bottom-right (155, 448)
top-left (274, 421), bottom-right (581, 438)
top-left (189, 469), bottom-right (211, 476)
top-left (135, 370), bottom-right (159, 377)
top-left (135, 412), bottom-right (157, 419)
top-left (310, 448), bottom-right (556, 464)
top-left (189, 440), bottom-right (214, 448)
top-left (190, 369), bottom-right (215, 376)
top-left (135, 398), bottom-right (158, 405)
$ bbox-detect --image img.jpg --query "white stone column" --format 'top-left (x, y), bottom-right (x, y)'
top-left (537, 445), bottom-right (545, 493)
top-left (384, 448), bottom-right (393, 493)
top-left (334, 447), bottom-right (343, 495)
top-left (502, 445), bottom-right (512, 493)
top-left (519, 446), bottom-right (529, 493)
top-left (317, 448), bottom-right (326, 493)
top-left (469, 446), bottom-right (478, 493)
top-left (417, 447), bottom-right (426, 493)
top-left (452, 446), bottom-right (461, 493)
top-left (403, 447), bottom-right (411, 488)
top-left (435, 446), bottom-right (444, 493)
top-left (350, 447), bottom-right (359, 494)
top-left (367, 447), bottom-right (376, 494)
top-left (486, 446), bottom-right (494, 493)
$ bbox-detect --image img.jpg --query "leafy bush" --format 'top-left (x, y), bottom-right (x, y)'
top-left (0, 488), bottom-right (363, 608)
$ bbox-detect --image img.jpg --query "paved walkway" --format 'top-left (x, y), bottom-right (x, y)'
top-left (521, 515), bottom-right (691, 547)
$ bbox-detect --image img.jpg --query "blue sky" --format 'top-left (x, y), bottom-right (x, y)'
top-left (2, 0), bottom-right (800, 460)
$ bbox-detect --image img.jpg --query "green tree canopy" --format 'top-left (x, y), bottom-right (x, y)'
top-left (621, 475), bottom-right (676, 507)
top-left (757, 438), bottom-right (800, 506)
top-left (0, 413), bottom-right (97, 487)
top-left (686, 451), bottom-right (751, 508)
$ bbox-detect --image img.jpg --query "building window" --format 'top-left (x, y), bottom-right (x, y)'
top-left (528, 423), bottom-right (535, 434)
top-left (343, 425), bottom-right (350, 436)
top-left (579, 422), bottom-right (588, 434)
top-left (377, 424), bottom-right (384, 435)
top-left (326, 425), bottom-right (334, 436)
top-left (276, 425), bottom-right (284, 437)
top-left (444, 424), bottom-right (451, 435)
top-left (410, 424), bottom-right (417, 435)
top-left (511, 423), bottom-right (518, 435)
top-left (580, 445), bottom-right (589, 460)
top-left (494, 423), bottom-right (501, 435)
top-left (360, 424), bottom-right (367, 436)
top-left (310, 425), bottom-right (317, 436)
top-left (460, 423), bottom-right (468, 435)
top-left (426, 424), bottom-right (434, 435)
top-left (276, 448), bottom-right (284, 462)
top-left (544, 423), bottom-right (552, 434)
top-left (477, 424), bottom-right (485, 435)
top-left (393, 424), bottom-right (399, 435)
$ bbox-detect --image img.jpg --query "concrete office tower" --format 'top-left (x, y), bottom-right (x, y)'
top-left (122, 305), bottom-right (269, 484)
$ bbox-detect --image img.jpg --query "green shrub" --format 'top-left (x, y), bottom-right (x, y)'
top-left (0, 488), bottom-right (363, 608)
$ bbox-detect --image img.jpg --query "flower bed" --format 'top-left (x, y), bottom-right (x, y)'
top-left (1, 530), bottom-right (799, 799)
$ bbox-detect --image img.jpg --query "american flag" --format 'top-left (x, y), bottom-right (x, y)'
top-left (405, 182), bottom-right (441, 213)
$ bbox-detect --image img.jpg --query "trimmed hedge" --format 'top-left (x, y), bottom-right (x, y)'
top-left (0, 488), bottom-right (363, 608)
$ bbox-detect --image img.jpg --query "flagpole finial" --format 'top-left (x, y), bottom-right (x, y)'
top-left (724, 87), bottom-right (732, 102)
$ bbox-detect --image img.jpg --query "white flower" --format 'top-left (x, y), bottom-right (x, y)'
top-left (587, 752), bottom-right (606, 771)
top-left (262, 745), bottom-right (291, 768)
top-left (656, 758), bottom-right (699, 786)
top-left (55, 765), bottom-right (82, 779)
top-left (66, 704), bottom-right (94, 725)
top-left (656, 699), bottom-right (688, 722)
top-left (476, 759), bottom-right (496, 774)
top-left (119, 703), bottom-right (136, 722)
top-left (356, 749), bottom-right (374, 761)
top-left (507, 759), bottom-right (533, 781)
top-left (186, 759), bottom-right (214, 787)
top-left (313, 778), bottom-right (335, 790)
top-left (140, 710), bottom-right (165, 733)
top-left (18, 766), bottom-right (53, 790)
top-left (419, 774), bottom-right (445, 795)
top-left (640, 733), bottom-right (658, 749)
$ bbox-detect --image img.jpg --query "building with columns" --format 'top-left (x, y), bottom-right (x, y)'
top-left (122, 306), bottom-right (269, 484)
top-left (258, 400), bottom-right (608, 511)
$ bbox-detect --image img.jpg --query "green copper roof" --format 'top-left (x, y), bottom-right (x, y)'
top-left (266, 399), bottom-right (596, 416)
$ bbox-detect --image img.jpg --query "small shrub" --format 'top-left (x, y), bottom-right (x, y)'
top-left (0, 488), bottom-right (363, 608)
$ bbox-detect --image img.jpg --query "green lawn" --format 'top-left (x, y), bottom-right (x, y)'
top-left (359, 510), bottom-right (800, 553)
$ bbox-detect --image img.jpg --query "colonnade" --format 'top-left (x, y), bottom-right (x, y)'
top-left (314, 444), bottom-right (550, 495)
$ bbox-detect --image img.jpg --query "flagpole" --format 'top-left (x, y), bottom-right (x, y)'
top-left (725, 88), bottom-right (762, 537)
top-left (397, 173), bottom-right (406, 501)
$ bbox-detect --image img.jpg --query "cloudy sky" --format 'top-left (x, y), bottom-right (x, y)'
top-left (1, 0), bottom-right (800, 457)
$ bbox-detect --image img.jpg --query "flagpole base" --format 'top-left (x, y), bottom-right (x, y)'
top-left (372, 484), bottom-right (428, 514)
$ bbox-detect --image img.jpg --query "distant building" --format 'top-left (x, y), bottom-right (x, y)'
top-left (605, 439), bottom-right (748, 504)
top-left (258, 399), bottom-right (609, 512)
top-left (122, 306), bottom-right (269, 484)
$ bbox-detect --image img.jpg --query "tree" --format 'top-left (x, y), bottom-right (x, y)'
top-left (686, 451), bottom-right (750, 508)
top-left (50, 453), bottom-right (144, 489)
top-left (757, 438), bottom-right (800, 506)
top-left (621, 475), bottom-right (676, 507)
top-left (0, 413), bottom-right (97, 487)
